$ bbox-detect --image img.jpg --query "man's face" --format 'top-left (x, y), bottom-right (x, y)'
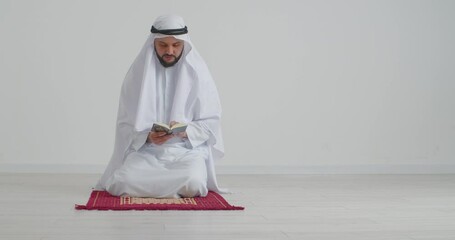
top-left (154, 37), bottom-right (184, 67)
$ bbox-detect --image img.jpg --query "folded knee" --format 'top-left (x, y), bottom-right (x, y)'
top-left (105, 173), bottom-right (135, 196)
top-left (179, 174), bottom-right (207, 198)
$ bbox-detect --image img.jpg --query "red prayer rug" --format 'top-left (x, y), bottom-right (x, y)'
top-left (75, 191), bottom-right (244, 211)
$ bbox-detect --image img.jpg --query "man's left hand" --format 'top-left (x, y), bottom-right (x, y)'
top-left (170, 121), bottom-right (188, 139)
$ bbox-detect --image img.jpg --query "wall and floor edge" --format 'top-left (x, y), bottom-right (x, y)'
top-left (1, 164), bottom-right (455, 174)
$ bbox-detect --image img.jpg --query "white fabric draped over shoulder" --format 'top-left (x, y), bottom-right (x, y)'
top-left (95, 15), bottom-right (226, 193)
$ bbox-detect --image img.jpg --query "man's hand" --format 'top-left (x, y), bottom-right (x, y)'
top-left (147, 131), bottom-right (173, 145)
top-left (170, 121), bottom-right (188, 139)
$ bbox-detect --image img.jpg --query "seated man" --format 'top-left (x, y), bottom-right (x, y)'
top-left (95, 14), bottom-right (225, 198)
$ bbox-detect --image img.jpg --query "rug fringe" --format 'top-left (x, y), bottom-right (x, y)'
top-left (74, 204), bottom-right (88, 210)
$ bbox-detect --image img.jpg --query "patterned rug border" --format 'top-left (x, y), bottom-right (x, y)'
top-left (75, 191), bottom-right (244, 211)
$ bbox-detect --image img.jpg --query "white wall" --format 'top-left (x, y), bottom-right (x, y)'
top-left (1, 0), bottom-right (454, 174)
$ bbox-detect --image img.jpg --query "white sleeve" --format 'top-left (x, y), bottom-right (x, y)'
top-left (131, 129), bottom-right (150, 151)
top-left (185, 121), bottom-right (210, 149)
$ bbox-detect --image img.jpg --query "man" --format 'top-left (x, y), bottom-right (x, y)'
top-left (95, 15), bottom-right (225, 198)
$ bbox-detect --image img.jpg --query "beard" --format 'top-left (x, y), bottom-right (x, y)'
top-left (155, 47), bottom-right (184, 68)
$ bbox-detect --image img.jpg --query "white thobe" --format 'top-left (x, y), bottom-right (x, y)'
top-left (105, 62), bottom-right (211, 198)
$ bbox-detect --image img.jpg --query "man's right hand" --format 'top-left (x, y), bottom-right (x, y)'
top-left (147, 131), bottom-right (173, 145)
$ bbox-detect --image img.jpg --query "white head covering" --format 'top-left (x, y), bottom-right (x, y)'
top-left (96, 15), bottom-right (225, 192)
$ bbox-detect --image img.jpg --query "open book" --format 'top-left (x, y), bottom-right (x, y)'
top-left (151, 122), bottom-right (187, 135)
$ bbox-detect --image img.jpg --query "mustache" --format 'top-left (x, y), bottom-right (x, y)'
top-left (162, 54), bottom-right (176, 58)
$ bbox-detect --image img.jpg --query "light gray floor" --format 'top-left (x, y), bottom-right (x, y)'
top-left (1, 173), bottom-right (455, 240)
